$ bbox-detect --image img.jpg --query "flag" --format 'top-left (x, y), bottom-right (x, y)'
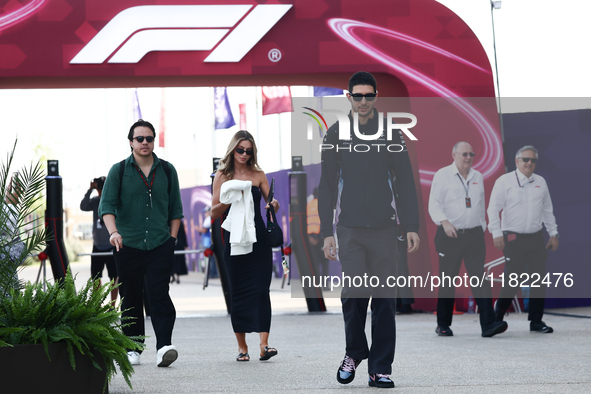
top-left (313, 86), bottom-right (344, 97)
top-left (158, 88), bottom-right (165, 148)
top-left (214, 87), bottom-right (236, 130)
top-left (239, 103), bottom-right (247, 130)
top-left (132, 88), bottom-right (142, 120)
top-left (262, 86), bottom-right (292, 115)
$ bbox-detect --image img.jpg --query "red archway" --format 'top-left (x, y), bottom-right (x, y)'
top-left (0, 0), bottom-right (505, 310)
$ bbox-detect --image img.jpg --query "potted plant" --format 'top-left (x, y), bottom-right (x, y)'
top-left (0, 140), bottom-right (143, 394)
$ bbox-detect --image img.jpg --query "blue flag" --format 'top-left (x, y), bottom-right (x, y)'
top-left (132, 88), bottom-right (143, 120)
top-left (214, 87), bottom-right (236, 130)
top-left (313, 86), bottom-right (344, 97)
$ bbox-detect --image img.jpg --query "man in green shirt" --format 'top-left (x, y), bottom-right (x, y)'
top-left (99, 119), bottom-right (183, 367)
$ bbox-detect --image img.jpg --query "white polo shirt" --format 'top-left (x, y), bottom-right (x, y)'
top-left (428, 163), bottom-right (486, 231)
top-left (487, 169), bottom-right (558, 239)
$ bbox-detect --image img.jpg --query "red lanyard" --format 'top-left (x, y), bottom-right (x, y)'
top-left (133, 164), bottom-right (156, 207)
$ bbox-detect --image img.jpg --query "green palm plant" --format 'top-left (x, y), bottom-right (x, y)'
top-left (0, 140), bottom-right (143, 392)
top-left (0, 140), bottom-right (47, 293)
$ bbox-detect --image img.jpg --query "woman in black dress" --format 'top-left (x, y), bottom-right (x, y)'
top-left (211, 130), bottom-right (279, 362)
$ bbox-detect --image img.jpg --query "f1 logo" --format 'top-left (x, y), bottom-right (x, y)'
top-left (70, 4), bottom-right (292, 64)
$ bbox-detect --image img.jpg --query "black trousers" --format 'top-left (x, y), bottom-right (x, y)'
top-left (337, 226), bottom-right (397, 375)
top-left (90, 245), bottom-right (117, 280)
top-left (435, 226), bottom-right (495, 330)
top-left (496, 230), bottom-right (547, 322)
top-left (114, 237), bottom-right (176, 350)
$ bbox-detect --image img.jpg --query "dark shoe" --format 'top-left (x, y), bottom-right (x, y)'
top-left (530, 321), bottom-right (554, 333)
top-left (368, 373), bottom-right (395, 388)
top-left (337, 355), bottom-right (361, 384)
top-left (259, 346), bottom-right (278, 361)
top-left (236, 352), bottom-right (250, 361)
top-left (435, 326), bottom-right (453, 336)
top-left (482, 321), bottom-right (508, 337)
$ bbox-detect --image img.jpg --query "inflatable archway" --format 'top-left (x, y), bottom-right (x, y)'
top-left (0, 0), bottom-right (505, 310)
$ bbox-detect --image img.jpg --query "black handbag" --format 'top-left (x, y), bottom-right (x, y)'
top-left (266, 205), bottom-right (284, 247)
top-left (265, 177), bottom-right (284, 247)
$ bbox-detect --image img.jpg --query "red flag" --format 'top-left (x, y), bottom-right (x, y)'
top-left (239, 103), bottom-right (247, 129)
top-left (262, 86), bottom-right (292, 115)
top-left (159, 88), bottom-right (165, 148)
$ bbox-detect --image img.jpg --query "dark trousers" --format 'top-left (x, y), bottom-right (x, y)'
top-left (90, 245), bottom-right (117, 280)
top-left (435, 226), bottom-right (494, 330)
top-left (496, 231), bottom-right (547, 322)
top-left (114, 237), bottom-right (176, 350)
top-left (337, 226), bottom-right (397, 375)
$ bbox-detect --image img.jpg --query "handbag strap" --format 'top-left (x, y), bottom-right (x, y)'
top-left (266, 206), bottom-right (289, 275)
top-left (266, 204), bottom-right (278, 233)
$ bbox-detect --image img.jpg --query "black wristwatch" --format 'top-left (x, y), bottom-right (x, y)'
top-left (172, 236), bottom-right (178, 245)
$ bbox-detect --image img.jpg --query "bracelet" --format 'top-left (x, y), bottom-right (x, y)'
top-left (110, 231), bottom-right (119, 237)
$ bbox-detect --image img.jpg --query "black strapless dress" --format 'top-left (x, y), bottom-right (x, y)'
top-left (223, 186), bottom-right (273, 333)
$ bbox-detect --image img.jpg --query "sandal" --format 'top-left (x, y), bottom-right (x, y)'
top-left (236, 352), bottom-right (250, 362)
top-left (259, 346), bottom-right (278, 361)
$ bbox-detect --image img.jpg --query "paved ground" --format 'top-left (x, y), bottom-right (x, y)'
top-left (20, 259), bottom-right (591, 393)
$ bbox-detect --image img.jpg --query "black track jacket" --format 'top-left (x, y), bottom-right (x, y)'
top-left (318, 109), bottom-right (420, 239)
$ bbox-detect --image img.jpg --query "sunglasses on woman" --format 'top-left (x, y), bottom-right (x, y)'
top-left (236, 147), bottom-right (253, 156)
top-left (132, 136), bottom-right (154, 143)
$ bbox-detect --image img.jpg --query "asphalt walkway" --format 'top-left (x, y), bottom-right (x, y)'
top-left (20, 260), bottom-right (591, 393)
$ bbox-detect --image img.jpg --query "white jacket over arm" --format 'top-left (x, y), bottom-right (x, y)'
top-left (220, 180), bottom-right (257, 256)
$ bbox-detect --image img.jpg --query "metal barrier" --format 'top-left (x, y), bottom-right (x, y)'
top-left (76, 249), bottom-right (205, 257)
top-left (32, 246), bottom-right (289, 293)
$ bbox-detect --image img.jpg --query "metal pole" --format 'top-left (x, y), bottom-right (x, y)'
top-left (490, 1), bottom-right (505, 146)
top-left (45, 160), bottom-right (70, 283)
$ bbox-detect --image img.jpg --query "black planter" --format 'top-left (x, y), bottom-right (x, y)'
top-left (0, 342), bottom-right (108, 394)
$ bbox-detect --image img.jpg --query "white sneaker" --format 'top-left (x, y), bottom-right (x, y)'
top-left (157, 345), bottom-right (178, 367)
top-left (127, 351), bottom-right (140, 365)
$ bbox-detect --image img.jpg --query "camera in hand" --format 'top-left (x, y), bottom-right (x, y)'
top-left (93, 176), bottom-right (105, 191)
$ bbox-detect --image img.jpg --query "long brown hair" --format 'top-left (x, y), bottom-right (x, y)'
top-left (218, 130), bottom-right (262, 179)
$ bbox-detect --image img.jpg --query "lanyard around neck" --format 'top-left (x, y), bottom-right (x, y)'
top-left (456, 173), bottom-right (469, 197)
top-left (515, 171), bottom-right (533, 188)
top-left (133, 164), bottom-right (156, 207)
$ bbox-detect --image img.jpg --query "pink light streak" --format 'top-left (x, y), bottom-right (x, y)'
top-left (0, 0), bottom-right (47, 33)
top-left (328, 18), bottom-right (504, 185)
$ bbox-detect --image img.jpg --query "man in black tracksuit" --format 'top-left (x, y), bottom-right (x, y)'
top-left (318, 72), bottom-right (420, 389)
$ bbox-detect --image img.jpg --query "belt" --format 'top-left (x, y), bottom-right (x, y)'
top-left (503, 230), bottom-right (542, 237)
top-left (457, 226), bottom-right (482, 234)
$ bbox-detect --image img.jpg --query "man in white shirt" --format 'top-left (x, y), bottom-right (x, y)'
top-left (429, 142), bottom-right (508, 337)
top-left (487, 145), bottom-right (559, 334)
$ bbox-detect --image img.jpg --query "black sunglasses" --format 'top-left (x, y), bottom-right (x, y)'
top-left (520, 157), bottom-right (538, 164)
top-left (132, 136), bottom-right (154, 143)
top-left (236, 147), bottom-right (253, 156)
top-left (348, 92), bottom-right (377, 102)
top-left (460, 152), bottom-right (476, 157)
